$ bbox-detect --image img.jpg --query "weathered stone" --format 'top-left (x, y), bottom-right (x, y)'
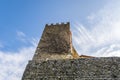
top-left (22, 57), bottom-right (120, 80)
top-left (33, 22), bottom-right (79, 61)
top-left (22, 22), bottom-right (120, 80)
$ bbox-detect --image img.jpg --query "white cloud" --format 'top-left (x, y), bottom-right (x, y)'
top-left (0, 38), bottom-right (38, 80)
top-left (16, 31), bottom-right (39, 46)
top-left (16, 31), bottom-right (26, 42)
top-left (72, 0), bottom-right (120, 57)
top-left (17, 31), bottom-right (26, 38)
top-left (29, 37), bottom-right (39, 47)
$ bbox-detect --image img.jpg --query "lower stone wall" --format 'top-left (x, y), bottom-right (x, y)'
top-left (22, 57), bottom-right (120, 80)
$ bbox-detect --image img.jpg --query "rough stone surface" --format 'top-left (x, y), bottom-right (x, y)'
top-left (22, 22), bottom-right (120, 80)
top-left (22, 57), bottom-right (120, 80)
top-left (33, 22), bottom-right (79, 61)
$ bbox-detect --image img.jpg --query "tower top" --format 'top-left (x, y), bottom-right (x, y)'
top-left (45, 22), bottom-right (70, 27)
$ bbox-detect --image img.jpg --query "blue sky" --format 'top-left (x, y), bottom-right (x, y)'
top-left (1, 0), bottom-right (120, 80)
top-left (0, 0), bottom-right (107, 51)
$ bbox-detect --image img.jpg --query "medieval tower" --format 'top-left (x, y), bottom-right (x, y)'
top-left (33, 22), bottom-right (79, 61)
top-left (22, 22), bottom-right (120, 80)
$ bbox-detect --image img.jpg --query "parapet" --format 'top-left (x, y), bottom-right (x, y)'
top-left (45, 22), bottom-right (70, 27)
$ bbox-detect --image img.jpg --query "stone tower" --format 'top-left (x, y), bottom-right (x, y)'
top-left (33, 22), bottom-right (79, 61)
top-left (22, 22), bottom-right (120, 80)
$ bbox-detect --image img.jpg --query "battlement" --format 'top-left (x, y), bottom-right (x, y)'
top-left (46, 22), bottom-right (70, 27)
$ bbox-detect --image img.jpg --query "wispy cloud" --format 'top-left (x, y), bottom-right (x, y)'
top-left (72, 0), bottom-right (120, 57)
top-left (16, 31), bottom-right (26, 42)
top-left (0, 38), bottom-right (38, 80)
top-left (17, 31), bottom-right (26, 38)
top-left (16, 31), bottom-right (39, 46)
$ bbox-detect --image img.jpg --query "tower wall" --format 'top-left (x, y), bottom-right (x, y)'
top-left (33, 22), bottom-right (79, 61)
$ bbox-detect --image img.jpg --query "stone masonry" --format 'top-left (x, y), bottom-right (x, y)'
top-left (22, 22), bottom-right (120, 80)
top-left (22, 57), bottom-right (120, 80)
top-left (33, 22), bottom-right (79, 61)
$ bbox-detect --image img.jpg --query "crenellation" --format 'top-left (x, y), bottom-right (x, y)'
top-left (56, 23), bottom-right (59, 25)
top-left (51, 23), bottom-right (54, 26)
top-left (45, 24), bottom-right (48, 27)
top-left (45, 22), bottom-right (70, 27)
top-left (61, 22), bottom-right (64, 24)
top-left (67, 22), bottom-right (70, 24)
